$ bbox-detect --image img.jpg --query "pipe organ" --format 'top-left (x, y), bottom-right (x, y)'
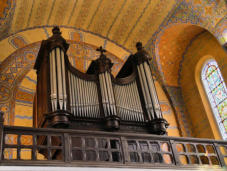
top-left (49, 47), bottom-right (67, 111)
top-left (34, 27), bottom-right (168, 135)
top-left (114, 80), bottom-right (144, 122)
top-left (68, 72), bottom-right (100, 118)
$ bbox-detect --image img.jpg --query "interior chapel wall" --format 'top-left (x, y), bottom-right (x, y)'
top-left (180, 31), bottom-right (227, 139)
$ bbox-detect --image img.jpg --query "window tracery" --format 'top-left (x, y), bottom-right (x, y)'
top-left (202, 60), bottom-right (227, 139)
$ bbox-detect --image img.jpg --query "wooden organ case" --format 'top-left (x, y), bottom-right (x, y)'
top-left (34, 27), bottom-right (169, 135)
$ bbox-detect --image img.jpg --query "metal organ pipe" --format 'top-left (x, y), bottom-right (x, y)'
top-left (106, 72), bottom-right (117, 115)
top-left (49, 48), bottom-right (67, 112)
top-left (98, 70), bottom-right (118, 119)
top-left (113, 80), bottom-right (144, 123)
top-left (102, 73), bottom-right (110, 115)
top-left (129, 82), bottom-right (137, 121)
top-left (67, 70), bottom-right (100, 119)
top-left (137, 65), bottom-right (152, 121)
top-left (60, 50), bottom-right (67, 110)
top-left (72, 74), bottom-right (77, 116)
top-left (104, 72), bottom-right (113, 115)
top-left (68, 72), bottom-right (73, 114)
top-left (103, 73), bottom-right (113, 115)
top-left (136, 60), bottom-right (164, 120)
top-left (52, 50), bottom-right (57, 111)
top-left (56, 48), bottom-right (63, 110)
top-left (50, 50), bottom-right (56, 111)
top-left (143, 62), bottom-right (162, 118)
top-left (126, 84), bottom-right (131, 121)
top-left (86, 81), bottom-right (90, 116)
top-left (77, 76), bottom-right (82, 117)
top-left (105, 72), bottom-right (117, 116)
top-left (99, 74), bottom-right (107, 117)
top-left (121, 85), bottom-right (127, 120)
top-left (80, 78), bottom-right (85, 117)
top-left (90, 81), bottom-right (95, 117)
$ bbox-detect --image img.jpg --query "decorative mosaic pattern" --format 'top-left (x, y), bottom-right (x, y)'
top-left (165, 86), bottom-right (192, 137)
top-left (0, 42), bottom-right (40, 125)
top-left (155, 24), bottom-right (204, 86)
top-left (0, 0), bottom-right (15, 27)
top-left (8, 35), bottom-right (28, 49)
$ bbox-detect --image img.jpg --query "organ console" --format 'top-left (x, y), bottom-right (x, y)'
top-left (34, 27), bottom-right (169, 135)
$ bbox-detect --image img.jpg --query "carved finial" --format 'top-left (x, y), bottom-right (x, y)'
top-left (96, 46), bottom-right (106, 55)
top-left (52, 26), bottom-right (61, 35)
top-left (136, 42), bottom-right (143, 51)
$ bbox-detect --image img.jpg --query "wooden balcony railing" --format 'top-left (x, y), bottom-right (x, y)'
top-left (0, 113), bottom-right (227, 169)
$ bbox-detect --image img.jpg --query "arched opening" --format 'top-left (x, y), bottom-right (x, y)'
top-left (201, 60), bottom-right (227, 139)
top-left (181, 31), bottom-right (227, 139)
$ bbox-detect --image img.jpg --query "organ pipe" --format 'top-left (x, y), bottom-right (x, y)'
top-left (50, 50), bottom-right (57, 111)
top-left (60, 50), bottom-right (67, 110)
top-left (49, 47), bottom-right (67, 112)
top-left (143, 62), bottom-right (162, 118)
top-left (94, 46), bottom-right (120, 130)
top-left (114, 80), bottom-right (144, 122)
top-left (56, 48), bottom-right (63, 110)
top-left (134, 42), bottom-right (169, 134)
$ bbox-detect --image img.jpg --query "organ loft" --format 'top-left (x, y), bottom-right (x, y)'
top-left (0, 26), bottom-right (227, 169)
top-left (34, 26), bottom-right (169, 135)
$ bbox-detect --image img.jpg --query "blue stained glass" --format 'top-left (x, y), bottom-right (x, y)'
top-left (207, 71), bottom-right (221, 90)
top-left (205, 65), bottom-right (216, 77)
top-left (218, 100), bottom-right (227, 120)
top-left (202, 60), bottom-right (227, 140)
top-left (212, 84), bottom-right (227, 104)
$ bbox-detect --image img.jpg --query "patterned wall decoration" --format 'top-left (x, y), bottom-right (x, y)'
top-left (69, 31), bottom-right (83, 42)
top-left (145, 0), bottom-right (226, 82)
top-left (165, 86), bottom-right (192, 136)
top-left (67, 40), bottom-right (123, 77)
top-left (0, 0), bottom-right (15, 40)
top-left (155, 81), bottom-right (180, 136)
top-left (156, 24), bottom-right (204, 87)
top-left (214, 16), bottom-right (227, 45)
top-left (0, 0), bottom-right (13, 23)
top-left (14, 70), bottom-right (36, 127)
top-left (182, 0), bottom-right (226, 32)
top-left (0, 42), bottom-right (40, 125)
top-left (8, 35), bottom-right (28, 49)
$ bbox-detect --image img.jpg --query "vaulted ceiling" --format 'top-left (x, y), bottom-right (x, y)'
top-left (0, 0), bottom-right (226, 85)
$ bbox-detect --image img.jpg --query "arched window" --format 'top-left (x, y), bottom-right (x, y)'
top-left (201, 60), bottom-right (227, 139)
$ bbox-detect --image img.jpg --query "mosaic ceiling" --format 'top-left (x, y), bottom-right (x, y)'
top-left (0, 0), bottom-right (226, 128)
top-left (0, 0), bottom-right (225, 84)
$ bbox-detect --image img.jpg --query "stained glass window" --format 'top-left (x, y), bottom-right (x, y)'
top-left (202, 60), bottom-right (227, 140)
